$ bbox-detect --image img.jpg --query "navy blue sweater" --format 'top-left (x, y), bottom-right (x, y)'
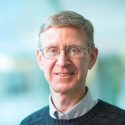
top-left (20, 100), bottom-right (125, 125)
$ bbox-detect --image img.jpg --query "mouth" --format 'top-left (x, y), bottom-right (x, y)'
top-left (55, 72), bottom-right (75, 76)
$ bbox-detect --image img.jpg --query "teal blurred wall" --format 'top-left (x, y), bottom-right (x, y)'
top-left (0, 0), bottom-right (125, 125)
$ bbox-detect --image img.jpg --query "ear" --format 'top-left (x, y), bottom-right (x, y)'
top-left (88, 48), bottom-right (98, 70)
top-left (37, 49), bottom-right (44, 70)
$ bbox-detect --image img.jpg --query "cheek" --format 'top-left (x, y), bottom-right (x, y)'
top-left (42, 60), bottom-right (55, 81)
top-left (77, 58), bottom-right (89, 76)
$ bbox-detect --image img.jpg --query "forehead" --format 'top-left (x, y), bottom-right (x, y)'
top-left (39, 26), bottom-right (88, 47)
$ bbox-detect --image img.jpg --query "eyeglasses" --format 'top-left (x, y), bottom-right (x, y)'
top-left (40, 46), bottom-right (90, 59)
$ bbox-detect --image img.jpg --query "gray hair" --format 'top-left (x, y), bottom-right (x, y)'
top-left (38, 11), bottom-right (95, 49)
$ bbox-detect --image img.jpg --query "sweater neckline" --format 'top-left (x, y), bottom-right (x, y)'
top-left (44, 100), bottom-right (106, 125)
top-left (49, 87), bottom-right (97, 119)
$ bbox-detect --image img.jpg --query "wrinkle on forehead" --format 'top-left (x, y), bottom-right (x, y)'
top-left (40, 27), bottom-right (88, 48)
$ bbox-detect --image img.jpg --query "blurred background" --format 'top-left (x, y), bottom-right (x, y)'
top-left (0, 0), bottom-right (125, 124)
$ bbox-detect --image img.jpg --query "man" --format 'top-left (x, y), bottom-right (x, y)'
top-left (20, 11), bottom-right (125, 125)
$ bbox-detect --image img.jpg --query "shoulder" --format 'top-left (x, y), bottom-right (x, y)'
top-left (98, 100), bottom-right (125, 114)
top-left (20, 106), bottom-right (49, 125)
top-left (96, 100), bottom-right (125, 123)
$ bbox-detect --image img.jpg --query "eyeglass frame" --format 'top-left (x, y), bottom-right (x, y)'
top-left (39, 45), bottom-right (92, 59)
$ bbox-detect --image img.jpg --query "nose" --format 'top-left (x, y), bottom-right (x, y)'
top-left (56, 50), bottom-right (70, 67)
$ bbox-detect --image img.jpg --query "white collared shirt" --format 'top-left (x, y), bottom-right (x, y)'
top-left (49, 87), bottom-right (97, 119)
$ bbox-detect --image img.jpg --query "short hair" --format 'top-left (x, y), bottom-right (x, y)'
top-left (38, 11), bottom-right (95, 49)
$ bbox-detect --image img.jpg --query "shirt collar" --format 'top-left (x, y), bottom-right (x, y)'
top-left (49, 87), bottom-right (97, 119)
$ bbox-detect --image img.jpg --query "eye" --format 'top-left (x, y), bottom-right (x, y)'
top-left (47, 48), bottom-right (58, 55)
top-left (70, 47), bottom-right (80, 54)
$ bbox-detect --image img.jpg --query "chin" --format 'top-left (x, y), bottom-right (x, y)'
top-left (52, 84), bottom-right (75, 93)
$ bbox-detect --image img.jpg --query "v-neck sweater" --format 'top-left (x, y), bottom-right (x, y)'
top-left (20, 100), bottom-right (125, 125)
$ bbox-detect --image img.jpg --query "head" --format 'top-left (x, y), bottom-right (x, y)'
top-left (38, 11), bottom-right (95, 49)
top-left (37, 11), bottom-right (98, 94)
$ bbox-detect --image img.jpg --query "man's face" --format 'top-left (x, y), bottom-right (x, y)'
top-left (37, 27), bottom-right (97, 94)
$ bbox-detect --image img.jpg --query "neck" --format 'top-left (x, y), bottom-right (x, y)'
top-left (51, 87), bottom-right (86, 113)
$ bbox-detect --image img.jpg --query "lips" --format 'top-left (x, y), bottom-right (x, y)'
top-left (55, 72), bottom-right (75, 76)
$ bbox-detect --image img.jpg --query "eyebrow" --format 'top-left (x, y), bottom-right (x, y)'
top-left (42, 42), bottom-right (87, 48)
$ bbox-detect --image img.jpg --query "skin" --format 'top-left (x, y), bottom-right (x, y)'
top-left (37, 26), bottom-right (98, 112)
